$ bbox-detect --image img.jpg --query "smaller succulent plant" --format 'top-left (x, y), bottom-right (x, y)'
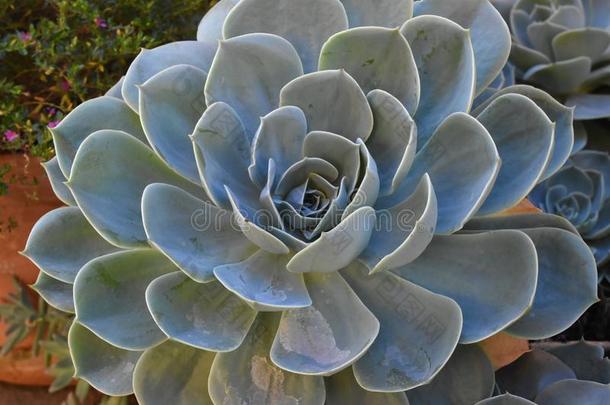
top-left (500, 0), bottom-right (610, 121)
top-left (530, 150), bottom-right (610, 276)
top-left (479, 341), bottom-right (610, 404)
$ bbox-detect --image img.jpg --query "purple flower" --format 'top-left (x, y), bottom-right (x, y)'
top-left (94, 17), bottom-right (108, 29)
top-left (17, 31), bottom-right (32, 42)
top-left (46, 107), bottom-right (58, 116)
top-left (4, 130), bottom-right (19, 142)
top-left (60, 79), bottom-right (71, 92)
top-left (48, 120), bottom-right (61, 129)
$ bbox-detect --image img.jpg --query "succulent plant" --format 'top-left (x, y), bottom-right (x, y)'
top-left (24, 0), bottom-right (598, 403)
top-left (530, 150), bottom-right (610, 278)
top-left (477, 341), bottom-right (610, 404)
top-left (497, 0), bottom-right (610, 121)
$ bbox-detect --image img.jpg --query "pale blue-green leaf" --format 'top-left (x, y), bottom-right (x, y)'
top-left (342, 262), bottom-right (461, 392)
top-left (523, 57), bottom-right (592, 95)
top-left (223, 0), bottom-right (348, 73)
top-left (471, 85), bottom-right (574, 180)
top-left (414, 0), bottom-right (511, 95)
top-left (566, 94), bottom-right (610, 120)
top-left (407, 344), bottom-right (495, 405)
top-left (572, 121), bottom-right (588, 153)
top-left (275, 158), bottom-right (339, 197)
top-left (42, 157), bottom-right (76, 206)
top-left (205, 33), bottom-right (303, 136)
top-left (257, 159), bottom-right (284, 230)
top-left (134, 340), bottom-right (215, 405)
top-left (74, 250), bottom-right (173, 350)
top-left (571, 150), bottom-right (610, 199)
top-left (280, 69), bottom-right (374, 142)
top-left (191, 102), bottom-right (254, 208)
top-left (209, 312), bottom-right (325, 405)
top-left (547, 340), bottom-right (610, 384)
top-left (286, 207), bottom-right (375, 273)
top-left (214, 250), bottom-right (311, 311)
top-left (526, 21), bottom-right (566, 58)
top-left (146, 271), bottom-right (257, 351)
top-left (582, 0), bottom-right (610, 28)
top-left (546, 165), bottom-right (593, 196)
top-left (583, 65), bottom-right (610, 90)
top-left (505, 228), bottom-right (598, 339)
top-left (23, 207), bottom-right (121, 283)
top-left (122, 41), bottom-right (217, 112)
top-left (464, 212), bottom-right (579, 235)
top-left (495, 350), bottom-right (576, 400)
top-left (342, 139), bottom-right (380, 218)
top-left (475, 394), bottom-right (536, 404)
top-left (475, 94), bottom-right (554, 215)
top-left (583, 198), bottom-right (610, 239)
top-left (69, 322), bottom-right (142, 396)
top-left (51, 96), bottom-right (146, 178)
top-left (139, 64), bottom-right (207, 182)
top-left (325, 367), bottom-right (409, 405)
top-left (536, 380), bottom-right (610, 405)
top-left (302, 177), bottom-right (350, 240)
top-left (366, 90), bottom-right (416, 196)
top-left (552, 28), bottom-right (610, 62)
top-left (142, 183), bottom-right (256, 282)
top-left (401, 15), bottom-right (475, 145)
top-left (32, 272), bottom-right (74, 313)
top-left (68, 130), bottom-right (203, 248)
top-left (395, 230), bottom-right (538, 343)
top-left (511, 9), bottom-right (534, 47)
top-left (360, 174), bottom-right (437, 273)
top-left (270, 272), bottom-right (379, 375)
top-left (249, 106), bottom-right (307, 188)
top-left (105, 76), bottom-right (124, 99)
top-left (339, 0), bottom-right (412, 27)
top-left (378, 113), bottom-right (500, 234)
top-left (197, 0), bottom-right (239, 41)
top-left (548, 5), bottom-right (586, 28)
top-left (319, 27), bottom-right (419, 114)
top-left (510, 42), bottom-right (551, 72)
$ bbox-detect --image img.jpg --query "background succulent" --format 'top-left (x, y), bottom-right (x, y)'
top-left (498, 0), bottom-right (610, 122)
top-left (23, 0), bottom-right (598, 403)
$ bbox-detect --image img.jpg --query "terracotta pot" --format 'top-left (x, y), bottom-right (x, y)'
top-left (479, 332), bottom-right (530, 370)
top-left (0, 349), bottom-right (54, 386)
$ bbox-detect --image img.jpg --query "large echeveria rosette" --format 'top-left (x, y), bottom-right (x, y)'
top-left (23, 0), bottom-right (598, 403)
top-left (499, 0), bottom-right (610, 121)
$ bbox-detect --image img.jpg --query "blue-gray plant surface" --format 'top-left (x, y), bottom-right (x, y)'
top-left (24, 0), bottom-right (598, 403)
top-left (495, 0), bottom-right (610, 121)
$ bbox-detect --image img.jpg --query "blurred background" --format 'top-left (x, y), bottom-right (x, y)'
top-left (0, 1), bottom-right (212, 403)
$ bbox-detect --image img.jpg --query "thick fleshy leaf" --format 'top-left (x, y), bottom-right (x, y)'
top-left (303, 131), bottom-right (360, 191)
top-left (197, 0), bottom-right (239, 41)
top-left (105, 76), bottom-right (124, 99)
top-left (339, 0), bottom-right (413, 27)
top-left (32, 272), bottom-right (74, 313)
top-left (23, 207), bottom-right (120, 283)
top-left (523, 57), bottom-right (592, 95)
top-left (505, 228), bottom-right (598, 339)
top-left (547, 340), bottom-right (610, 384)
top-left (280, 69), bottom-right (374, 142)
top-left (526, 21), bottom-right (567, 58)
top-left (134, 340), bottom-right (215, 405)
top-left (495, 350), bottom-right (576, 400)
top-left (146, 271), bottom-right (257, 351)
top-left (142, 183), bottom-right (256, 282)
top-left (270, 272), bottom-right (379, 375)
top-left (394, 230), bottom-right (538, 343)
top-left (571, 150), bottom-right (610, 200)
top-left (414, 0), bottom-right (511, 94)
top-left (223, 0), bottom-right (348, 73)
top-left (139, 64), bottom-right (207, 182)
top-left (249, 106), bottom-right (308, 188)
top-left (360, 174), bottom-right (437, 273)
top-left (341, 262), bottom-right (461, 392)
top-left (552, 28), bottom-right (610, 62)
top-left (342, 140), bottom-right (380, 218)
top-left (214, 250), bottom-right (311, 311)
top-left (209, 313), bottom-right (326, 405)
top-left (510, 42), bottom-right (551, 72)
top-left (407, 344), bottom-right (495, 405)
top-left (325, 367), bottom-right (409, 405)
top-left (536, 379), bottom-right (610, 405)
top-left (74, 250), bottom-right (173, 350)
top-left (42, 157), bottom-right (76, 205)
top-left (511, 9), bottom-right (534, 47)
top-left (205, 33), bottom-right (304, 136)
top-left (401, 15), bottom-right (476, 146)
top-left (464, 212), bottom-right (579, 235)
top-left (122, 41), bottom-right (217, 112)
top-left (69, 322), bottom-right (142, 396)
top-left (51, 96), bottom-right (146, 178)
top-left (566, 94), bottom-right (610, 120)
top-left (475, 394), bottom-right (536, 405)
top-left (191, 102), bottom-right (255, 208)
top-left (379, 113), bottom-right (500, 234)
top-left (366, 89), bottom-right (417, 196)
top-left (286, 207), bottom-right (376, 273)
top-left (475, 94), bottom-right (554, 215)
top-left (572, 121), bottom-right (588, 153)
top-left (582, 0), bottom-right (610, 28)
top-left (68, 130), bottom-right (203, 248)
top-left (472, 85), bottom-right (574, 180)
top-left (319, 27), bottom-right (419, 114)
